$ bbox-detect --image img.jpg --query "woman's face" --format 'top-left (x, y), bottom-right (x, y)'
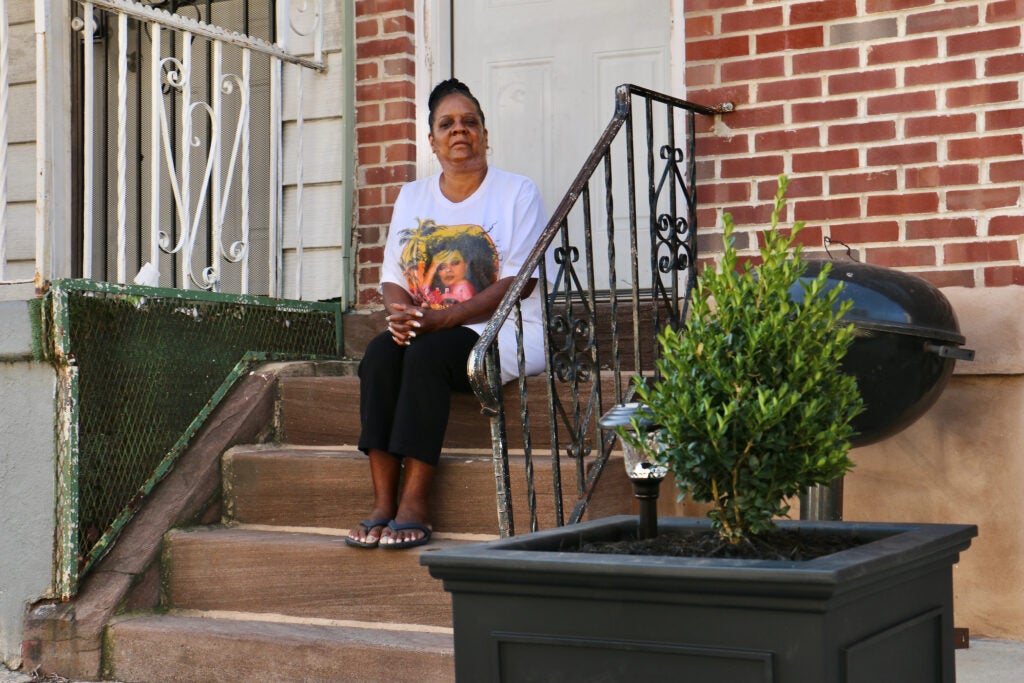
top-left (436, 250), bottom-right (468, 287)
top-left (429, 94), bottom-right (488, 171)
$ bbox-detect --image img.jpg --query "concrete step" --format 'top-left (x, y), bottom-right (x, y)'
top-left (222, 444), bottom-right (635, 534)
top-left (277, 371), bottom-right (639, 450)
top-left (161, 526), bottom-right (468, 627)
top-left (104, 611), bottom-right (453, 683)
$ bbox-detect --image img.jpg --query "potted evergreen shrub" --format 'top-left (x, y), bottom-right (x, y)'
top-left (422, 177), bottom-right (976, 682)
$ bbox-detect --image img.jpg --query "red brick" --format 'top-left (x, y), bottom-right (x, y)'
top-left (356, 62), bottom-right (379, 80)
top-left (944, 239), bottom-right (1018, 264)
top-left (697, 135), bottom-right (749, 156)
top-left (791, 0), bottom-right (857, 24)
top-left (358, 287), bottom-right (382, 306)
top-left (721, 7), bottom-right (784, 33)
top-left (356, 103), bottom-right (381, 124)
top-left (986, 108), bottom-right (1024, 131)
top-left (687, 85), bottom-right (750, 109)
top-left (702, 182), bottom-right (752, 204)
top-left (829, 221), bottom-right (900, 244)
top-left (355, 80), bottom-right (415, 102)
top-left (946, 81), bottom-right (1020, 108)
top-left (904, 114), bottom-right (977, 138)
top-left (362, 164), bottom-right (415, 185)
top-left (866, 90), bottom-right (936, 115)
top-left (355, 18), bottom-right (379, 40)
top-left (757, 175), bottom-right (823, 200)
top-left (828, 120), bottom-right (896, 145)
top-left (792, 48), bottom-right (859, 74)
top-left (793, 148), bottom-right (860, 173)
top-left (356, 226), bottom-right (382, 246)
top-left (689, 35), bottom-right (750, 62)
top-left (383, 57), bottom-right (415, 78)
top-left (383, 100), bottom-right (416, 121)
top-left (866, 245), bottom-right (936, 268)
top-left (828, 69), bottom-right (896, 95)
top-left (358, 205), bottom-right (394, 225)
top-left (687, 14), bottom-right (715, 38)
top-left (907, 6), bottom-right (980, 35)
top-left (756, 77), bottom-right (821, 102)
top-left (384, 142), bottom-right (416, 163)
top-left (357, 145), bottom-right (382, 165)
top-left (793, 197), bottom-right (861, 222)
top-left (383, 184), bottom-right (403, 204)
top-left (792, 98), bottom-right (858, 123)
top-left (720, 155), bottom-right (785, 178)
top-left (756, 27), bottom-right (824, 54)
top-left (905, 60), bottom-right (976, 87)
top-left (722, 56), bottom-right (786, 82)
top-left (947, 134), bottom-right (1023, 160)
top-left (985, 53), bottom-right (1024, 78)
top-left (987, 0), bottom-right (1024, 22)
top-left (948, 187), bottom-right (1021, 211)
top-left (753, 128), bottom-right (821, 152)
top-left (358, 245), bottom-right (385, 264)
top-left (989, 216), bottom-right (1024, 236)
top-left (905, 164), bottom-right (979, 189)
top-left (358, 122), bottom-right (415, 144)
top-left (984, 266), bottom-right (1024, 287)
top-left (382, 14), bottom-right (414, 35)
top-left (829, 170), bottom-right (898, 195)
top-left (357, 36), bottom-right (415, 59)
top-left (948, 27), bottom-right (1021, 57)
top-left (357, 186), bottom-right (381, 206)
top-left (991, 160), bottom-right (1024, 183)
top-left (723, 105), bottom-right (785, 130)
top-left (906, 217), bottom-right (977, 240)
top-left (866, 37), bottom-right (938, 65)
top-left (866, 141), bottom-right (936, 166)
top-left (917, 270), bottom-right (975, 288)
top-left (686, 64), bottom-right (716, 86)
top-left (867, 192), bottom-right (939, 216)
top-left (721, 203), bottom-right (776, 227)
top-left (866, 0), bottom-right (933, 13)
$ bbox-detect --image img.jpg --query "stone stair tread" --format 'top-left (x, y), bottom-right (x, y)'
top-left (105, 611), bottom-right (453, 683)
top-left (162, 526), bottom-right (465, 627)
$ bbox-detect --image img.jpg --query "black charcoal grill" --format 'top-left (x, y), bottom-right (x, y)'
top-left (794, 259), bottom-right (975, 446)
top-left (791, 259), bottom-right (975, 519)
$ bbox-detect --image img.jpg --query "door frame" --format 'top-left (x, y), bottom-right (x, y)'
top-left (413, 0), bottom-right (686, 179)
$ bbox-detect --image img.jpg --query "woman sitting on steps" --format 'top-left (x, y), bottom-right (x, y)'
top-left (346, 78), bottom-right (550, 549)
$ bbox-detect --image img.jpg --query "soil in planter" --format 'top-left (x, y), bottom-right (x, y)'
top-left (576, 528), bottom-right (866, 561)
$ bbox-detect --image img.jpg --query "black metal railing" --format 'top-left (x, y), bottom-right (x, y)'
top-left (468, 84), bottom-right (731, 537)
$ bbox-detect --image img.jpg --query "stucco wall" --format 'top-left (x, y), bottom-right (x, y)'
top-left (843, 286), bottom-right (1024, 640)
top-left (0, 301), bottom-right (56, 668)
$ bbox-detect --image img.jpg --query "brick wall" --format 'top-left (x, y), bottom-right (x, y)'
top-left (685, 0), bottom-right (1024, 288)
top-left (353, 0), bottom-right (417, 306)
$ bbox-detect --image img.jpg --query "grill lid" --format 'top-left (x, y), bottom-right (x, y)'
top-left (796, 259), bottom-right (966, 346)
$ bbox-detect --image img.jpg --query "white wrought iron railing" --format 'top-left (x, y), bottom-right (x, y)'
top-left (0, 0), bottom-right (328, 298)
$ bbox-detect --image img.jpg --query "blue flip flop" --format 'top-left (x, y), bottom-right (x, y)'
top-left (344, 518), bottom-right (391, 548)
top-left (380, 520), bottom-right (432, 549)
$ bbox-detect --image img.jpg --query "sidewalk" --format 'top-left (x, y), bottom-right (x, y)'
top-left (3, 638), bottom-right (1021, 681)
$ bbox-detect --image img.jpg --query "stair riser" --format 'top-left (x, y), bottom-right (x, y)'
top-left (224, 448), bottom-right (634, 534)
top-left (277, 373), bottom-right (628, 451)
top-left (162, 529), bottom-right (453, 627)
top-left (105, 615), bottom-right (454, 683)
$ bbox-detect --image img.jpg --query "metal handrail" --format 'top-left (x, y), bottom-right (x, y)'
top-left (468, 83), bottom-right (732, 536)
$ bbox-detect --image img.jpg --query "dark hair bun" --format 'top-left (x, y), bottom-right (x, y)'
top-left (428, 78), bottom-right (486, 129)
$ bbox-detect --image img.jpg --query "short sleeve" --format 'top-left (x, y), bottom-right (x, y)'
top-left (498, 178), bottom-right (547, 280)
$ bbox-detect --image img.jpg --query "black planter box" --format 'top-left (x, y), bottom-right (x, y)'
top-left (422, 515), bottom-right (976, 683)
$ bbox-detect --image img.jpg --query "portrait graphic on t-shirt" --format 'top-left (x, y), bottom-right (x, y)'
top-left (397, 219), bottom-right (500, 309)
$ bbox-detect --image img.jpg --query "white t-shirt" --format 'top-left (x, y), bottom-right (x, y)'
top-left (380, 167), bottom-right (550, 382)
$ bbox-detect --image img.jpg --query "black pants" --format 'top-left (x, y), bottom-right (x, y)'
top-left (357, 326), bottom-right (479, 466)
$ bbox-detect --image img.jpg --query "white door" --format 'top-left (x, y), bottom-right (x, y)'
top-left (425, 0), bottom-right (676, 290)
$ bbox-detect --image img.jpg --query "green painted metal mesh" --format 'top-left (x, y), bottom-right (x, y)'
top-left (53, 281), bottom-right (339, 584)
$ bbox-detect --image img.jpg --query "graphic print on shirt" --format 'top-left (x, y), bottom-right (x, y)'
top-left (398, 219), bottom-right (500, 309)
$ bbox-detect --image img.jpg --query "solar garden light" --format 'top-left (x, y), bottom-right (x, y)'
top-left (599, 402), bottom-right (667, 540)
